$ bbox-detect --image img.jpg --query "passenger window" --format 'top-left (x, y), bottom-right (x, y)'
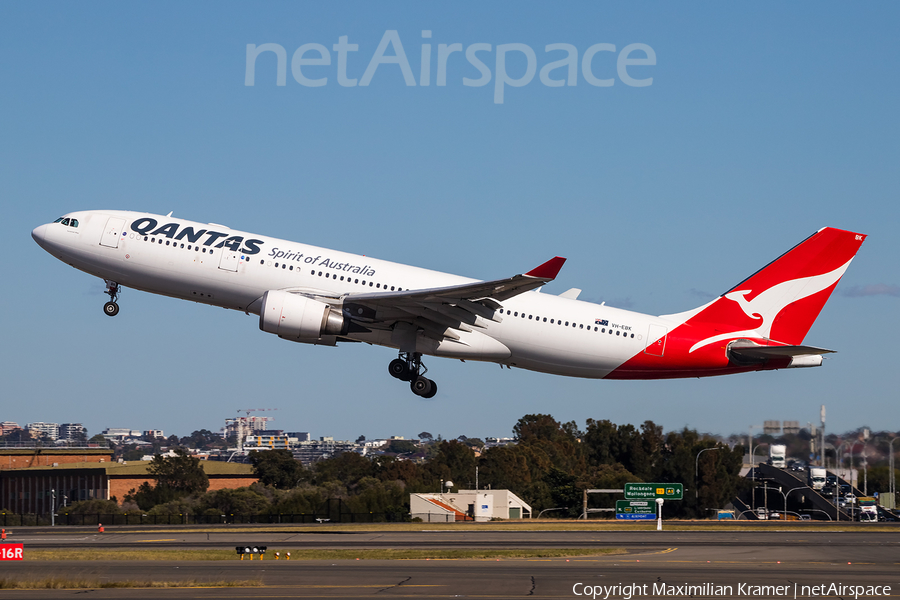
top-left (616, 331), bottom-right (620, 336)
top-left (289, 266), bottom-right (293, 271)
top-left (275, 263), bottom-right (279, 267)
top-left (180, 243), bottom-right (184, 248)
top-left (282, 264), bottom-right (286, 269)
top-left (376, 283), bottom-right (380, 288)
top-left (391, 286), bottom-right (395, 291)
top-left (528, 315), bottom-right (532, 320)
top-left (579, 324), bottom-right (583, 329)
top-left (369, 282), bottom-right (373, 287)
top-left (340, 276), bottom-right (344, 281)
top-left (325, 272), bottom-right (329, 277)
top-left (166, 241), bottom-right (170, 246)
top-left (514, 312), bottom-right (518, 317)
top-left (202, 248), bottom-right (206, 253)
top-left (543, 318), bottom-right (547, 322)
top-left (355, 279), bottom-right (359, 284)
top-left (362, 280), bottom-right (366, 285)
top-left (565, 321), bottom-right (569, 326)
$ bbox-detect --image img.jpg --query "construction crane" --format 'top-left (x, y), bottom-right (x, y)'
top-left (237, 408), bottom-right (278, 417)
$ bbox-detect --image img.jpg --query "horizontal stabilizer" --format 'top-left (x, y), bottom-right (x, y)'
top-left (729, 343), bottom-right (834, 363)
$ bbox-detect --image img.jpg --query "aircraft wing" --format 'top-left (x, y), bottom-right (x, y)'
top-left (340, 256), bottom-right (566, 342)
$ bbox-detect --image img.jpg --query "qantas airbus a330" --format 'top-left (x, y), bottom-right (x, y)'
top-left (32, 211), bottom-right (865, 397)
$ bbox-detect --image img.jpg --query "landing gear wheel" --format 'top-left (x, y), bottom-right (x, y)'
top-left (411, 376), bottom-right (435, 398)
top-left (103, 280), bottom-right (121, 316)
top-left (388, 359), bottom-right (412, 381)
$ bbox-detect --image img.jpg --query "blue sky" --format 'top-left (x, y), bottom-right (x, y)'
top-left (2, 2), bottom-right (898, 444)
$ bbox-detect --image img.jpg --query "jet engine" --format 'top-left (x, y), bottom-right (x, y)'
top-left (259, 290), bottom-right (346, 341)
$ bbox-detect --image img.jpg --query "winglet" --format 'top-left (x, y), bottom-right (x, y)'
top-left (525, 256), bottom-right (566, 280)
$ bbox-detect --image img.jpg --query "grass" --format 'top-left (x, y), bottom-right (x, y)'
top-left (0, 578), bottom-right (261, 589)
top-left (27, 548), bottom-right (625, 561)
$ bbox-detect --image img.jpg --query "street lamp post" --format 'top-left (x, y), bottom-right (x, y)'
top-left (749, 425), bottom-right (760, 510)
top-left (695, 447), bottom-right (720, 500)
top-left (890, 437), bottom-right (900, 505)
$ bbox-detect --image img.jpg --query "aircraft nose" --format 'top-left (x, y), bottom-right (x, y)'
top-left (32, 223), bottom-right (49, 247)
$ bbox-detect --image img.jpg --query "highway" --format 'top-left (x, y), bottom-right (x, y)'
top-left (3, 526), bottom-right (899, 598)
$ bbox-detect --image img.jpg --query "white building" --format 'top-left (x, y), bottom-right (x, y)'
top-left (59, 423), bottom-right (85, 441)
top-left (410, 490), bottom-right (531, 522)
top-left (27, 422), bottom-right (59, 441)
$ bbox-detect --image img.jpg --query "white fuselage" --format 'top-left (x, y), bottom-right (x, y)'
top-left (33, 210), bottom-right (669, 378)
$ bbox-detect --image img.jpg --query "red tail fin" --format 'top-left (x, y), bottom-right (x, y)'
top-left (687, 227), bottom-right (866, 349)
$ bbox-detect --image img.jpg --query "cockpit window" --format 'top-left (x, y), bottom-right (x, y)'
top-left (70, 219), bottom-right (78, 227)
top-left (53, 217), bottom-right (64, 223)
top-left (52, 217), bottom-right (78, 227)
top-left (61, 218), bottom-right (70, 226)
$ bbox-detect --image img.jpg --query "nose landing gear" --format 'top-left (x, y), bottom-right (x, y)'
top-left (103, 280), bottom-right (120, 317)
top-left (388, 352), bottom-right (437, 398)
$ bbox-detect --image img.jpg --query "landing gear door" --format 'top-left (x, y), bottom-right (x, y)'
top-left (99, 217), bottom-right (126, 248)
top-left (218, 248), bottom-right (239, 272)
top-left (644, 324), bottom-right (667, 356)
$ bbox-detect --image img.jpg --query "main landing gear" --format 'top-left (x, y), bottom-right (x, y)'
top-left (388, 352), bottom-right (437, 398)
top-left (103, 280), bottom-right (120, 317)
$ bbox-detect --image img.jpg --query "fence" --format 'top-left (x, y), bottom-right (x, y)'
top-left (0, 499), bottom-right (409, 526)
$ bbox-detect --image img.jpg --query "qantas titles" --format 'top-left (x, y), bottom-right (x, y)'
top-left (130, 217), bottom-right (263, 255)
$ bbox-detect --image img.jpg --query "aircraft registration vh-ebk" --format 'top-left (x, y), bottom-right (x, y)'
top-left (32, 211), bottom-right (866, 398)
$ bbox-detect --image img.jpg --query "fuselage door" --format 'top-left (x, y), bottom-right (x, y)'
top-left (99, 217), bottom-right (126, 248)
top-left (218, 247), bottom-right (239, 272)
top-left (644, 324), bottom-right (667, 356)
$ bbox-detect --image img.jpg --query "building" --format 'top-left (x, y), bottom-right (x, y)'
top-left (291, 439), bottom-right (358, 465)
top-left (287, 432), bottom-right (310, 442)
top-left (26, 422), bottom-right (59, 441)
top-left (0, 422), bottom-right (21, 436)
top-left (410, 490), bottom-right (532, 522)
top-left (102, 428), bottom-right (142, 442)
top-left (244, 434), bottom-right (290, 449)
top-left (58, 424), bottom-right (86, 441)
top-left (143, 430), bottom-right (164, 439)
top-left (0, 460), bottom-right (258, 514)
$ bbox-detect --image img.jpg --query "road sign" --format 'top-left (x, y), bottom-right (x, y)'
top-left (624, 483), bottom-right (683, 500)
top-left (615, 500), bottom-right (656, 520)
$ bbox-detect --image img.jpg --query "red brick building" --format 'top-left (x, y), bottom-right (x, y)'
top-left (0, 460), bottom-right (258, 514)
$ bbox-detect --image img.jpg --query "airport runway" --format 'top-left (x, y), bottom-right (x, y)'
top-left (3, 527), bottom-right (899, 598)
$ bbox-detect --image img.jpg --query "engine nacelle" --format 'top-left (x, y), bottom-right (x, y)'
top-left (259, 290), bottom-right (346, 340)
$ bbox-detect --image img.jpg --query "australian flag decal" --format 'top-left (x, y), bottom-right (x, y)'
top-left (595, 319), bottom-right (608, 326)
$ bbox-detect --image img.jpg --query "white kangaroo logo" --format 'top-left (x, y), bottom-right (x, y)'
top-left (688, 260), bottom-right (852, 353)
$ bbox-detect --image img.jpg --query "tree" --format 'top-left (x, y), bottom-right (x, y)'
top-left (249, 449), bottom-right (305, 489)
top-left (418, 432), bottom-right (433, 441)
top-left (149, 449), bottom-right (209, 496)
top-left (386, 440), bottom-right (418, 455)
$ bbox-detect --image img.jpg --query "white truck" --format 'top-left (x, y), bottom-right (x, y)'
top-left (768, 444), bottom-right (787, 468)
top-left (808, 467), bottom-right (827, 491)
